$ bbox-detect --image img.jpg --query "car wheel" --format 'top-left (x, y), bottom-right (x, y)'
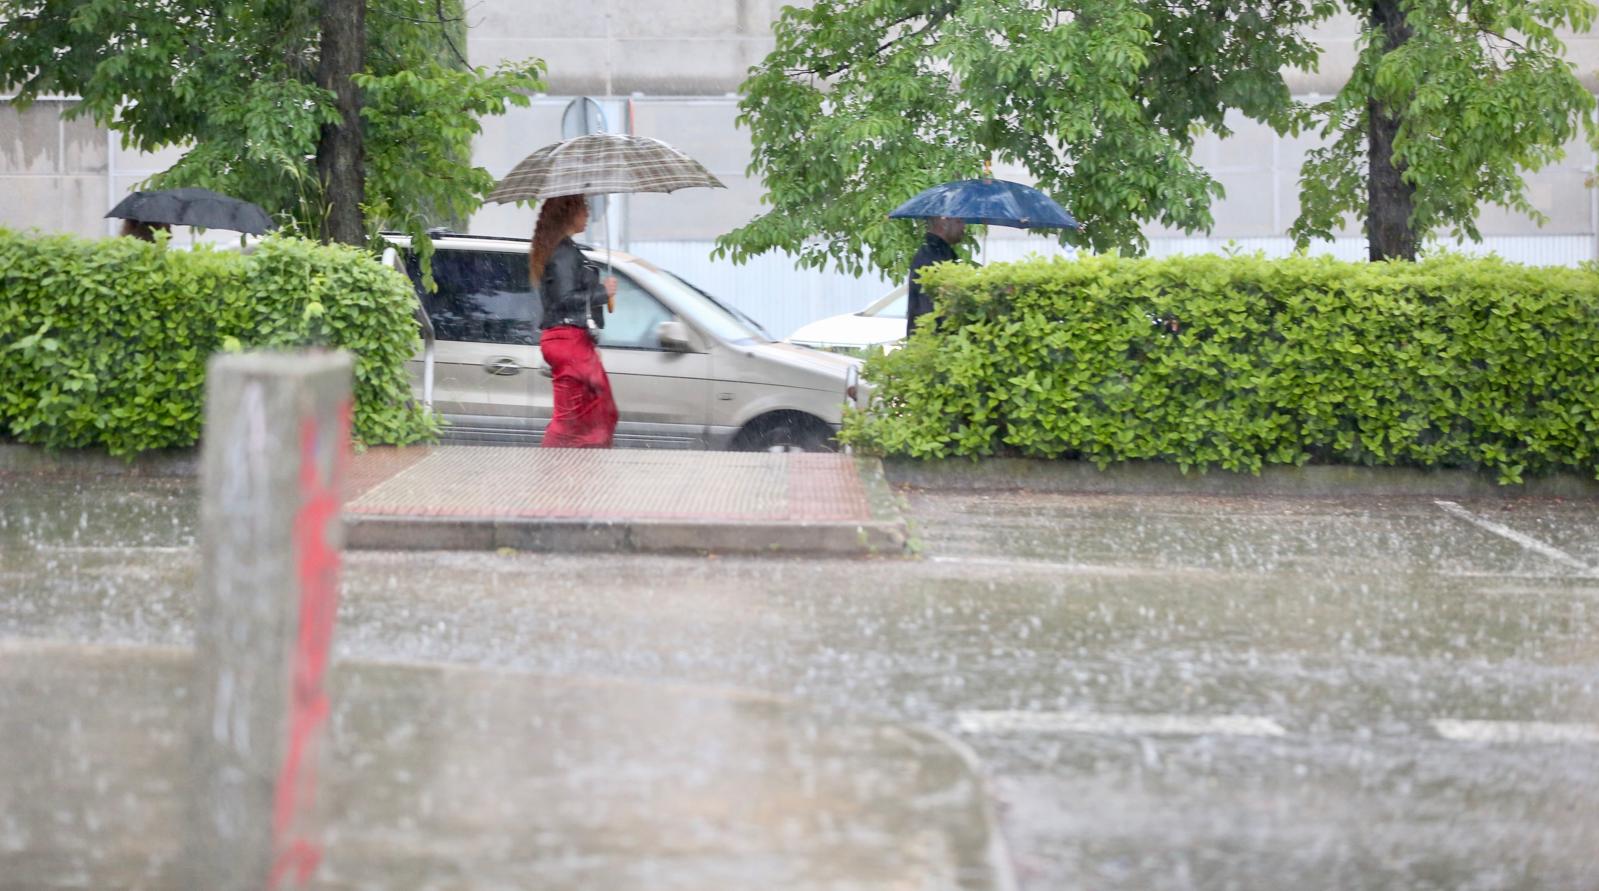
top-left (733, 412), bottom-right (837, 453)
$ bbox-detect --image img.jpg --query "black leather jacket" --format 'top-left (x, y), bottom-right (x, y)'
top-left (538, 238), bottom-right (607, 330)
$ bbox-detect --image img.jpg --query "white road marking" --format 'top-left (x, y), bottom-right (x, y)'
top-left (1432, 719), bottom-right (1599, 744)
top-left (957, 710), bottom-right (1286, 738)
top-left (1434, 501), bottom-right (1596, 575)
top-left (31, 544), bottom-right (193, 554)
top-left (926, 556), bottom-right (1176, 577)
top-left (1440, 571), bottom-right (1597, 582)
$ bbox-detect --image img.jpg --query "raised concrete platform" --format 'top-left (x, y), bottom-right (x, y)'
top-left (344, 447), bottom-right (910, 556)
top-left (0, 640), bottom-right (1015, 890)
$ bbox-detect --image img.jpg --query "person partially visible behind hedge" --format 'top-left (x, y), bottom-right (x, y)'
top-left (118, 219), bottom-right (171, 242)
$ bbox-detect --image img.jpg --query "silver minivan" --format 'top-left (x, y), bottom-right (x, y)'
top-left (387, 234), bottom-right (863, 450)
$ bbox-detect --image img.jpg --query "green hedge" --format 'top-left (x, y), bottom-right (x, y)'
top-left (841, 253), bottom-right (1599, 483)
top-left (0, 229), bottom-right (437, 455)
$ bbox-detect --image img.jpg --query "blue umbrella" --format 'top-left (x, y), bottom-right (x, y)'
top-left (888, 178), bottom-right (1078, 230)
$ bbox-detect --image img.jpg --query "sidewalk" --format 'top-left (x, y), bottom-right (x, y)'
top-left (1, 639), bottom-right (1015, 890)
top-left (344, 446), bottom-right (910, 556)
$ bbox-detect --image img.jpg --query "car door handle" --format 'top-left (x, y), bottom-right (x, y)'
top-left (486, 358), bottom-right (521, 376)
top-left (538, 367), bottom-right (553, 378)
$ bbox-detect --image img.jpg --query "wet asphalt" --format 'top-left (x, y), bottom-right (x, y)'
top-left (2, 472), bottom-right (1597, 890)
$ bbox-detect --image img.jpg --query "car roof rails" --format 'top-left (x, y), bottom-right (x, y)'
top-left (378, 227), bottom-right (530, 244)
top-left (428, 230), bottom-right (533, 244)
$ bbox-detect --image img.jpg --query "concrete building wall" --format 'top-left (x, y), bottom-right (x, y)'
top-left (470, 0), bottom-right (781, 96)
top-left (478, 5), bottom-right (1599, 97)
top-left (6, 5), bottom-right (1599, 333)
top-left (0, 98), bottom-right (114, 235)
top-left (1, 96), bottom-right (212, 240)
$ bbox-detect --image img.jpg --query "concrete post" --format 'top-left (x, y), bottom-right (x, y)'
top-left (187, 351), bottom-right (353, 890)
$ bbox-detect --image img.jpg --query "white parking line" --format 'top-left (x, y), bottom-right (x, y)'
top-left (959, 711), bottom-right (1599, 745)
top-left (926, 556), bottom-right (1171, 577)
top-left (1432, 719), bottom-right (1599, 744)
top-left (31, 544), bottom-right (193, 554)
top-left (957, 711), bottom-right (1287, 738)
top-left (1434, 501), bottom-right (1596, 575)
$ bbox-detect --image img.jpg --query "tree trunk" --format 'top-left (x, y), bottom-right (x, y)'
top-left (1366, 0), bottom-right (1416, 261)
top-left (317, 0), bottom-right (366, 246)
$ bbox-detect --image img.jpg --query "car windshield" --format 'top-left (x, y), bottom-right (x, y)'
top-left (659, 270), bottom-right (775, 342)
top-left (622, 265), bottom-right (770, 345)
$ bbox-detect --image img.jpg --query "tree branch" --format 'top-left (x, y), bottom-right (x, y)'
top-left (435, 0), bottom-right (471, 68)
top-left (795, 2), bottom-right (961, 78)
top-left (366, 0), bottom-right (471, 68)
top-left (369, 8), bottom-right (464, 25)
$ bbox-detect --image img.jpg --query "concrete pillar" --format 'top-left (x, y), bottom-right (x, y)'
top-left (187, 351), bottom-right (353, 890)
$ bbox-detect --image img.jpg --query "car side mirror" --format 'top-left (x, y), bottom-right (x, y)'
top-left (656, 320), bottom-right (694, 351)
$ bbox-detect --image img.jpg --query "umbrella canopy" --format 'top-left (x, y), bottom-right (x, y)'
top-left (888, 178), bottom-right (1078, 230)
top-left (105, 188), bottom-right (275, 235)
top-left (487, 133), bottom-right (725, 204)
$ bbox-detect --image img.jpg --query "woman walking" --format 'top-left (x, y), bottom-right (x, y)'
top-left (530, 195), bottom-right (619, 448)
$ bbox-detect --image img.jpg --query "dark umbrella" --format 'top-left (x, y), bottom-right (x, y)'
top-left (106, 188), bottom-right (275, 235)
top-left (888, 177), bottom-right (1078, 230)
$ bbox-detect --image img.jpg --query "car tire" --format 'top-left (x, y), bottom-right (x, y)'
top-left (732, 412), bottom-right (836, 453)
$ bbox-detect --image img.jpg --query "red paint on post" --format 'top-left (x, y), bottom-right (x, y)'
top-left (268, 400), bottom-right (351, 888)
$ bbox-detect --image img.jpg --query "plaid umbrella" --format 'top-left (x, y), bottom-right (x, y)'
top-left (487, 134), bottom-right (724, 204)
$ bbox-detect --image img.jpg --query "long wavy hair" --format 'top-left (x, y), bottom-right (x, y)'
top-left (529, 195), bottom-right (587, 284)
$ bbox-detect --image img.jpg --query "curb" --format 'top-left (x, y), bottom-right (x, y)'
top-left (345, 514), bottom-right (909, 556)
top-left (0, 443), bottom-right (199, 477)
top-left (883, 456), bottom-right (1599, 499)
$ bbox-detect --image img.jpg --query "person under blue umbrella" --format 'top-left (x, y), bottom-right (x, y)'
top-left (906, 216), bottom-right (965, 338)
top-left (891, 172), bottom-right (1078, 337)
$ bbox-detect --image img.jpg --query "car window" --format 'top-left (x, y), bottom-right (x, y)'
top-left (596, 273), bottom-right (675, 350)
top-left (407, 249), bottom-right (540, 345)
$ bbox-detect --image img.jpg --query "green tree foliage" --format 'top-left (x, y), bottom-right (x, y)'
top-left (842, 254), bottom-right (1599, 483)
top-left (718, 0), bottom-right (1336, 277)
top-left (719, 1), bottom-right (1597, 273)
top-left (1294, 0), bottom-right (1598, 260)
top-left (0, 229), bottom-right (438, 454)
top-left (0, 0), bottom-right (542, 256)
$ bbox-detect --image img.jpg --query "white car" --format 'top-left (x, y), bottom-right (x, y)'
top-left (385, 233), bottom-right (864, 451)
top-left (786, 285), bottom-right (908, 356)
